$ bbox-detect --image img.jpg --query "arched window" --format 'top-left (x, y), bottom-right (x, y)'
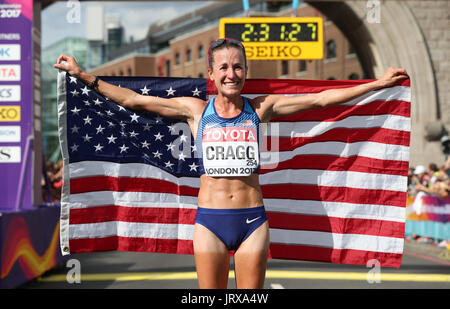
top-left (198, 45), bottom-right (204, 59)
top-left (348, 44), bottom-right (356, 55)
top-left (326, 40), bottom-right (337, 59)
top-left (186, 48), bottom-right (192, 62)
top-left (348, 73), bottom-right (359, 80)
top-left (282, 60), bottom-right (288, 75)
top-left (166, 59), bottom-right (171, 77)
top-left (298, 60), bottom-right (306, 73)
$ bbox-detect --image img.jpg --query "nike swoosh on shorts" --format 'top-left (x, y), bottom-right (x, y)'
top-left (246, 216), bottom-right (261, 224)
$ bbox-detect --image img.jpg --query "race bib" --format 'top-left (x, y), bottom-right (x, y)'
top-left (202, 126), bottom-right (259, 177)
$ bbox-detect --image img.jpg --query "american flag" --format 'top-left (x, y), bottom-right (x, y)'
top-left (57, 71), bottom-right (410, 268)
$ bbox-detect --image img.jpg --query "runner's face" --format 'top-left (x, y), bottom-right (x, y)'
top-left (208, 47), bottom-right (247, 98)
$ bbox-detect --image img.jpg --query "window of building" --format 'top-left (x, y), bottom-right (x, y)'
top-left (327, 77), bottom-right (336, 80)
top-left (198, 45), bottom-right (204, 59)
top-left (186, 48), bottom-right (192, 62)
top-left (348, 44), bottom-right (356, 55)
top-left (298, 60), bottom-right (306, 73)
top-left (281, 60), bottom-right (288, 75)
top-left (348, 73), bottom-right (359, 80)
top-left (199, 72), bottom-right (204, 78)
top-left (326, 40), bottom-right (337, 59)
top-left (166, 59), bottom-right (171, 77)
top-left (175, 52), bottom-right (180, 65)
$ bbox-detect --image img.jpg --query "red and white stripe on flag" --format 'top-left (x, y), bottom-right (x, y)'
top-left (58, 73), bottom-right (410, 268)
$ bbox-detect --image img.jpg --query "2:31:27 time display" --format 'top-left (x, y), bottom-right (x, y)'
top-left (224, 22), bottom-right (318, 43)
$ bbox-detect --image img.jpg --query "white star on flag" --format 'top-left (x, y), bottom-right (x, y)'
top-left (70, 125), bottom-right (80, 133)
top-left (166, 142), bottom-right (175, 151)
top-left (70, 106), bottom-right (81, 115)
top-left (166, 86), bottom-right (176, 96)
top-left (129, 131), bottom-right (139, 138)
top-left (83, 115), bottom-right (92, 125)
top-left (154, 132), bottom-right (164, 141)
top-left (130, 113), bottom-right (140, 123)
top-left (141, 140), bottom-right (150, 149)
top-left (119, 144), bottom-right (129, 153)
top-left (140, 86), bottom-right (151, 95)
top-left (107, 134), bottom-right (117, 144)
top-left (164, 161), bottom-right (174, 169)
top-left (81, 86), bottom-right (91, 96)
top-left (178, 152), bottom-right (186, 161)
top-left (82, 134), bottom-right (92, 142)
top-left (70, 143), bottom-right (79, 152)
top-left (95, 125), bottom-right (105, 134)
top-left (152, 150), bottom-right (162, 159)
top-left (188, 162), bottom-right (198, 171)
top-left (94, 143), bottom-right (104, 152)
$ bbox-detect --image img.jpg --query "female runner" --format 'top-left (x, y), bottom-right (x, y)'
top-left (54, 38), bottom-right (408, 289)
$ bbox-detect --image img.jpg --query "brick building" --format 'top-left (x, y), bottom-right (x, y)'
top-left (90, 3), bottom-right (363, 82)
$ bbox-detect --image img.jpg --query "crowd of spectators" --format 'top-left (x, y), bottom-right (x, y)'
top-left (41, 159), bottom-right (63, 202)
top-left (407, 157), bottom-right (450, 199)
top-left (407, 156), bottom-right (450, 248)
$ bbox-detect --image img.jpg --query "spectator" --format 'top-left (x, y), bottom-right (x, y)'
top-left (445, 157), bottom-right (450, 179)
top-left (412, 165), bottom-right (429, 194)
top-left (428, 163), bottom-right (439, 184)
top-left (407, 167), bottom-right (415, 196)
top-left (41, 159), bottom-right (63, 201)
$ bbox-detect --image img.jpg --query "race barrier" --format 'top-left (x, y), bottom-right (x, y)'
top-left (0, 205), bottom-right (66, 289)
top-left (406, 193), bottom-right (450, 241)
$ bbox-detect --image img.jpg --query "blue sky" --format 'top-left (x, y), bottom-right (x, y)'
top-left (41, 1), bottom-right (208, 48)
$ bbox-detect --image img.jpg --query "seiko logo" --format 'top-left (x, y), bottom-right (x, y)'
top-left (0, 106), bottom-right (20, 121)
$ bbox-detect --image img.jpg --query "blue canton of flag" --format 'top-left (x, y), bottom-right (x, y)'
top-left (65, 75), bottom-right (207, 177)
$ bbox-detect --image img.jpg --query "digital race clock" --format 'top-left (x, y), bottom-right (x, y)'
top-left (219, 17), bottom-right (323, 60)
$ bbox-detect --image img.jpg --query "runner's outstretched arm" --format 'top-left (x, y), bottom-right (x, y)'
top-left (256, 67), bottom-right (408, 122)
top-left (54, 54), bottom-right (199, 120)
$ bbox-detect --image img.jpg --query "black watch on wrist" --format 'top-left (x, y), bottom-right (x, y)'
top-left (89, 76), bottom-right (99, 90)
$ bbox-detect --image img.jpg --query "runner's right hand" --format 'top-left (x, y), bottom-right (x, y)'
top-left (54, 54), bottom-right (83, 78)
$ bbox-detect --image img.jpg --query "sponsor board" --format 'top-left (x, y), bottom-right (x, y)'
top-left (0, 105), bottom-right (20, 121)
top-left (0, 125), bottom-right (20, 142)
top-left (0, 146), bottom-right (20, 163)
top-left (0, 64), bottom-right (20, 81)
top-left (0, 44), bottom-right (20, 60)
top-left (0, 85), bottom-right (20, 101)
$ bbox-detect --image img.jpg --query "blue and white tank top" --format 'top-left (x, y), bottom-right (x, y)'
top-left (196, 96), bottom-right (260, 177)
